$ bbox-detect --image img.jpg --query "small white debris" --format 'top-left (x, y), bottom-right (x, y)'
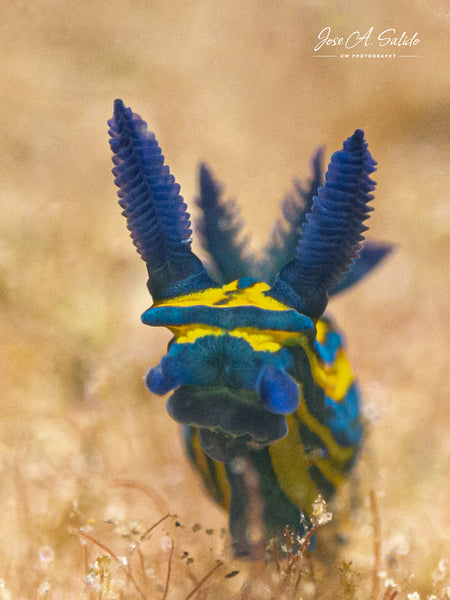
top-left (39, 546), bottom-right (55, 563)
top-left (311, 495), bottom-right (333, 526)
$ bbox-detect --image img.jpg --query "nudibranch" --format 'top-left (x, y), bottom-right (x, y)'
top-left (108, 99), bottom-right (390, 555)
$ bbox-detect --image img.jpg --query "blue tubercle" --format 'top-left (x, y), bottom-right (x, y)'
top-left (257, 366), bottom-right (299, 414)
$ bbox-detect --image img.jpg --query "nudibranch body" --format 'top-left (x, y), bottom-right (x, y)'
top-left (108, 99), bottom-right (390, 555)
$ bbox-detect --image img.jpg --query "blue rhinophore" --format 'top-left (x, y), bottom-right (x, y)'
top-left (108, 99), bottom-right (217, 301)
top-left (269, 129), bottom-right (378, 319)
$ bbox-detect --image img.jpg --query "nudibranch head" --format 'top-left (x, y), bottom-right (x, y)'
top-left (141, 278), bottom-right (314, 460)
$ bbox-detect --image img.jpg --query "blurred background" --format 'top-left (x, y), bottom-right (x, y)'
top-left (0, 0), bottom-right (448, 597)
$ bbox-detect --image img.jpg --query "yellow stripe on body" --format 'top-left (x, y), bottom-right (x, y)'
top-left (324, 349), bottom-right (354, 401)
top-left (153, 279), bottom-right (302, 352)
top-left (269, 397), bottom-right (353, 514)
top-left (290, 328), bottom-right (354, 403)
top-left (170, 325), bottom-right (298, 353)
top-left (312, 457), bottom-right (346, 488)
top-left (153, 280), bottom-right (291, 311)
top-left (315, 319), bottom-right (328, 344)
top-left (269, 324), bottom-right (356, 512)
top-left (296, 388), bottom-right (355, 464)
top-left (189, 429), bottom-right (231, 511)
top-left (269, 414), bottom-right (320, 513)
top-left (212, 462), bottom-right (231, 511)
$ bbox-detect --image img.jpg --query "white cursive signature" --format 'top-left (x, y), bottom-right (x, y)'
top-left (314, 26), bottom-right (420, 52)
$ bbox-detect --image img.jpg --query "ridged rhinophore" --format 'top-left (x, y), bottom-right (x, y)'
top-left (108, 99), bottom-right (215, 300)
top-left (271, 129), bottom-right (377, 318)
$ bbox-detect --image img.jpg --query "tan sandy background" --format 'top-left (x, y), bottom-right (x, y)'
top-left (0, 1), bottom-right (448, 598)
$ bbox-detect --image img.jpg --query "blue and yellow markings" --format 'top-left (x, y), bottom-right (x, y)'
top-left (143, 278), bottom-right (355, 403)
top-left (142, 278), bottom-right (314, 353)
top-left (152, 278), bottom-right (291, 311)
top-left (172, 284), bottom-right (361, 516)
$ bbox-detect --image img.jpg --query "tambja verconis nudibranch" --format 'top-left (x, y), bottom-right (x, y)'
top-left (108, 99), bottom-right (390, 556)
